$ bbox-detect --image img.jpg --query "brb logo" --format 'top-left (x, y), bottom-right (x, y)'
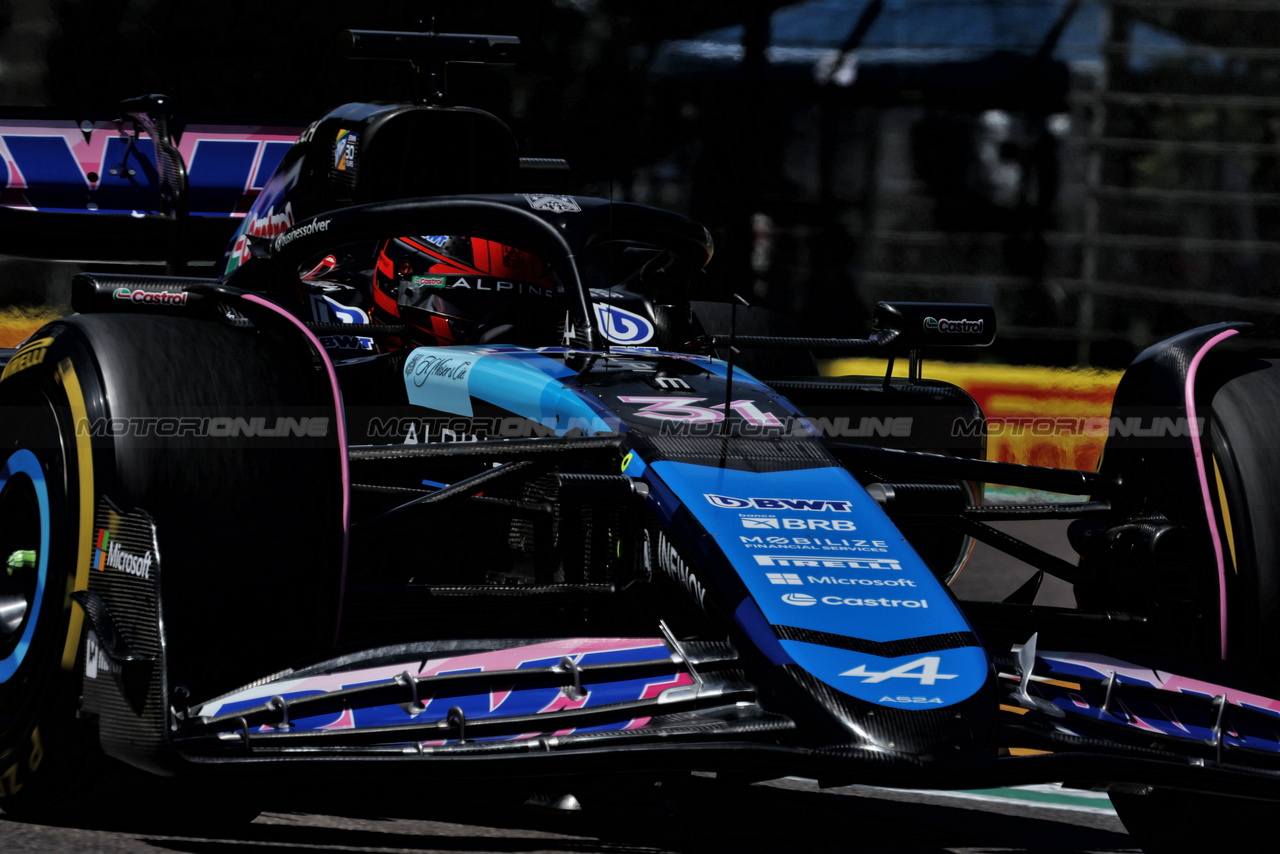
top-left (741, 515), bottom-right (856, 531)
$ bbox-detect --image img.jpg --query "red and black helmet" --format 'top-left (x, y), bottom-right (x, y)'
top-left (371, 235), bottom-right (559, 346)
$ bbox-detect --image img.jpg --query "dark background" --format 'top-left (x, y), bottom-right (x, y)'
top-left (4, 0), bottom-right (1280, 368)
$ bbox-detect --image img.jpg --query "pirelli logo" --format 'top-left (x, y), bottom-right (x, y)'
top-left (1, 337), bottom-right (53, 381)
top-left (753, 555), bottom-right (903, 571)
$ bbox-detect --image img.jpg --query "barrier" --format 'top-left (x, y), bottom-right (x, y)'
top-left (824, 358), bottom-right (1121, 473)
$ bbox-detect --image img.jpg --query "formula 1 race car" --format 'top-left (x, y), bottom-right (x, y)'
top-left (1, 30), bottom-right (1279, 852)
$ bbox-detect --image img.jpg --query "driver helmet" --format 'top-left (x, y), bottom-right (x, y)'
top-left (371, 235), bottom-right (558, 345)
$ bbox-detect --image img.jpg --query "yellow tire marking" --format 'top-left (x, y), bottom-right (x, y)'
top-left (1212, 455), bottom-right (1238, 575)
top-left (56, 358), bottom-right (94, 671)
top-left (0, 337), bottom-right (54, 382)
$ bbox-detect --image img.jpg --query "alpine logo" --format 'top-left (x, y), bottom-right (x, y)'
top-left (705, 494), bottom-right (853, 512)
top-left (840, 656), bottom-right (957, 685)
top-left (92, 529), bottom-right (153, 580)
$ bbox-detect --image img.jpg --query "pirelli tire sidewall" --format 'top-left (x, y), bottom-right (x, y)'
top-left (1201, 356), bottom-right (1280, 683)
top-left (1, 312), bottom-right (345, 802)
top-left (44, 312), bottom-right (344, 704)
top-left (0, 324), bottom-right (100, 811)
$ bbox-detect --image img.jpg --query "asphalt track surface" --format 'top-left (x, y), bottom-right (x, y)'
top-left (2, 521), bottom-right (1143, 852)
top-left (1, 774), bottom-right (1135, 854)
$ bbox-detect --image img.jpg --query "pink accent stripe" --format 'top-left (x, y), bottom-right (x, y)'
top-left (1185, 328), bottom-right (1241, 659)
top-left (241, 294), bottom-right (350, 645)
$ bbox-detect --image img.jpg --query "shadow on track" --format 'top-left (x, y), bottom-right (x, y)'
top-left (124, 775), bottom-right (1135, 854)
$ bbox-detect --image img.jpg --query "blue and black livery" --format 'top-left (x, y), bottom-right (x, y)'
top-left (3, 28), bottom-right (1280, 851)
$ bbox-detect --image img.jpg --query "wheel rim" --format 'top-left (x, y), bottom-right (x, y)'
top-left (0, 448), bottom-right (51, 684)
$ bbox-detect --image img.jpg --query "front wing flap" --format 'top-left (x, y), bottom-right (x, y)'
top-left (156, 631), bottom-right (1280, 802)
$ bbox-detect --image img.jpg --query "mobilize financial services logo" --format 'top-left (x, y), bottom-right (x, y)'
top-left (705, 494), bottom-right (852, 512)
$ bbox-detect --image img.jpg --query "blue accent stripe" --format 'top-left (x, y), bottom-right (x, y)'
top-left (404, 346), bottom-right (624, 436)
top-left (0, 449), bottom-right (50, 684)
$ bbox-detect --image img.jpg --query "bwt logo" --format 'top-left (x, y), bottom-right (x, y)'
top-left (704, 494), bottom-right (853, 512)
top-left (923, 316), bottom-right (983, 334)
top-left (319, 334), bottom-right (375, 351)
